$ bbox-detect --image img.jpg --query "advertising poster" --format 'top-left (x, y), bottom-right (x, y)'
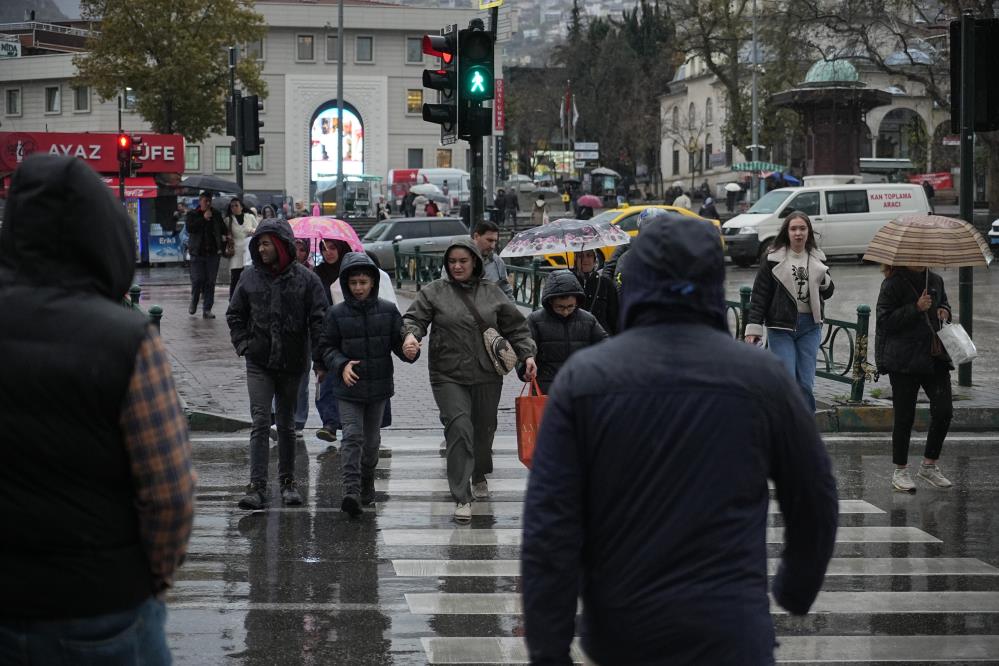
top-left (311, 107), bottom-right (364, 181)
top-left (148, 225), bottom-right (184, 263)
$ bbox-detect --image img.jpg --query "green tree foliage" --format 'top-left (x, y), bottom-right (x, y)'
top-left (74, 0), bottom-right (267, 142)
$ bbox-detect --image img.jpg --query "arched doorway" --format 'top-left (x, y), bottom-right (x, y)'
top-left (310, 100), bottom-right (364, 182)
top-left (877, 108), bottom-right (927, 170)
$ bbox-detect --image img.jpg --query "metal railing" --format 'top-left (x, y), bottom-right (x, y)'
top-left (123, 284), bottom-right (164, 330)
top-left (725, 288), bottom-right (873, 402)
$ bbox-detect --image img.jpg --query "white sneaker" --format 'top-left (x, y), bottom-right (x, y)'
top-left (892, 467), bottom-right (916, 493)
top-left (453, 503), bottom-right (472, 522)
top-left (472, 480), bottom-right (489, 499)
top-left (295, 429), bottom-right (305, 442)
top-left (917, 463), bottom-right (953, 488)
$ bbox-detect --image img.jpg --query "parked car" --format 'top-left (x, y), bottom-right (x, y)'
top-left (362, 216), bottom-right (469, 271)
top-left (721, 183), bottom-right (931, 267)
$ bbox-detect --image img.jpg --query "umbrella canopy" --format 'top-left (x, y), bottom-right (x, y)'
top-left (862, 215), bottom-right (993, 268)
top-left (179, 175), bottom-right (242, 194)
top-left (501, 218), bottom-right (631, 258)
top-left (723, 182), bottom-right (743, 193)
top-left (780, 173), bottom-right (802, 185)
top-left (410, 183), bottom-right (442, 196)
top-left (289, 216), bottom-right (363, 252)
top-left (576, 194), bottom-right (603, 208)
top-left (591, 167), bottom-right (621, 178)
top-left (731, 161), bottom-right (787, 172)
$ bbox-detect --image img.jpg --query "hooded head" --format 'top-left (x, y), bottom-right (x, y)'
top-left (249, 217), bottom-right (297, 274)
top-left (541, 270), bottom-right (584, 315)
top-left (619, 212), bottom-right (727, 333)
top-left (0, 154), bottom-right (135, 300)
top-left (338, 251), bottom-right (380, 303)
top-left (443, 237), bottom-right (484, 284)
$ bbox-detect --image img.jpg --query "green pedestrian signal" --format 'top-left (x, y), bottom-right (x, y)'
top-left (465, 66), bottom-right (492, 99)
top-left (470, 70), bottom-right (485, 94)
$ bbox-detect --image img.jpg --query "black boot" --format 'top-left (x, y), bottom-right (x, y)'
top-left (360, 474), bottom-right (376, 506)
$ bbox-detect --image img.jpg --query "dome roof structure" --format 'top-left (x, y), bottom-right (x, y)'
top-left (803, 59), bottom-right (860, 86)
top-left (885, 49), bottom-right (934, 66)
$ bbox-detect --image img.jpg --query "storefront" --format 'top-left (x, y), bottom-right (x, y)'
top-left (0, 131), bottom-right (185, 264)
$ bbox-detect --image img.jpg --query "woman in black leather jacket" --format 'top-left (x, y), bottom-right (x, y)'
top-left (745, 212), bottom-right (834, 410)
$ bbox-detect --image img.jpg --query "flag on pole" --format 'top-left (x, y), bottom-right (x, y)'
top-left (572, 95), bottom-right (579, 129)
top-left (559, 97), bottom-right (565, 129)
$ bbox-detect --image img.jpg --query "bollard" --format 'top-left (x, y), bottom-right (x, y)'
top-left (850, 304), bottom-right (871, 402)
top-left (413, 246), bottom-right (422, 292)
top-left (393, 240), bottom-right (402, 290)
top-left (129, 284), bottom-right (141, 306)
top-left (738, 285), bottom-right (752, 340)
top-left (530, 260), bottom-right (542, 310)
top-left (148, 305), bottom-right (163, 331)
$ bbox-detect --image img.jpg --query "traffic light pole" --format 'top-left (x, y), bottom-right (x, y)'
top-left (117, 95), bottom-right (125, 204)
top-left (229, 47), bottom-right (244, 192)
top-left (957, 11), bottom-right (975, 387)
top-left (470, 129), bottom-right (484, 228)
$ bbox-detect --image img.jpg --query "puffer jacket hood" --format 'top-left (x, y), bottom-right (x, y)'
top-left (249, 217), bottom-right (297, 271)
top-left (0, 154), bottom-right (134, 300)
top-left (619, 212), bottom-right (727, 333)
top-left (443, 237), bottom-right (484, 282)
top-left (338, 251), bottom-right (381, 304)
top-left (541, 270), bottom-right (584, 310)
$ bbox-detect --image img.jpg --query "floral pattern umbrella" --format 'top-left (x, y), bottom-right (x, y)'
top-left (500, 217), bottom-right (631, 258)
top-left (289, 216), bottom-right (364, 252)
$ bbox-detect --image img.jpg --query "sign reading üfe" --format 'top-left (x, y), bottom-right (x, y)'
top-left (0, 132), bottom-right (185, 173)
top-left (575, 142), bottom-right (599, 151)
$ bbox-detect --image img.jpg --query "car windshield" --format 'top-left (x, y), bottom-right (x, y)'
top-left (747, 190), bottom-right (793, 214)
top-left (363, 222), bottom-right (390, 241)
top-left (588, 210), bottom-right (621, 225)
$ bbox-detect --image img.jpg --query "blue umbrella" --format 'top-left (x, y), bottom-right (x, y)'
top-left (781, 173), bottom-right (801, 185)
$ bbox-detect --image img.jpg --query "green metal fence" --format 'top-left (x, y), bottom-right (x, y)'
top-left (725, 288), bottom-right (873, 402)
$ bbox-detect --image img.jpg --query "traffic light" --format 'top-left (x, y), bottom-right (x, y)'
top-left (116, 133), bottom-right (131, 174)
top-left (421, 25), bottom-right (458, 144)
top-left (457, 22), bottom-right (494, 139)
top-left (241, 94), bottom-right (264, 156)
top-left (128, 135), bottom-right (143, 176)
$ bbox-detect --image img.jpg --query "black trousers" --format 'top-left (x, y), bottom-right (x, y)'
top-left (888, 363), bottom-right (953, 466)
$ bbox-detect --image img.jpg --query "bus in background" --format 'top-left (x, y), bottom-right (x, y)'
top-left (386, 168), bottom-right (471, 212)
top-left (387, 168), bottom-right (420, 211)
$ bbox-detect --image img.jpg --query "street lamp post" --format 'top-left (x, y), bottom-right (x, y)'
top-left (335, 0), bottom-right (344, 216)
top-left (750, 0), bottom-right (760, 203)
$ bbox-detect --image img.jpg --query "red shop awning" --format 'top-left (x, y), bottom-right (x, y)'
top-left (101, 176), bottom-right (159, 199)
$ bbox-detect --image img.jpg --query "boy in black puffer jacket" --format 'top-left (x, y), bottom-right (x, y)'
top-left (520, 270), bottom-right (607, 393)
top-left (318, 253), bottom-right (418, 517)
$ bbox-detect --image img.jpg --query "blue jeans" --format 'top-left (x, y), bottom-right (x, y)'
top-left (295, 367), bottom-right (310, 430)
top-left (767, 313), bottom-right (822, 411)
top-left (0, 597), bottom-right (169, 665)
top-left (315, 373), bottom-right (341, 430)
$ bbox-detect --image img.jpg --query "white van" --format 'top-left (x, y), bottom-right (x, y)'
top-left (417, 168), bottom-right (471, 208)
top-left (722, 182), bottom-right (931, 267)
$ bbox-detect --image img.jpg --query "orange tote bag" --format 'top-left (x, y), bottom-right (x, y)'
top-left (516, 379), bottom-right (548, 468)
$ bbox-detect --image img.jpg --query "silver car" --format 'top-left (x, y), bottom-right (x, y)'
top-left (362, 217), bottom-right (469, 271)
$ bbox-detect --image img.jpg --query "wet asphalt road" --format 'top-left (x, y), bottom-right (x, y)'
top-left (166, 431), bottom-right (999, 665)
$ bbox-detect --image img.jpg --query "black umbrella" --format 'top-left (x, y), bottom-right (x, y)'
top-left (179, 175), bottom-right (242, 195)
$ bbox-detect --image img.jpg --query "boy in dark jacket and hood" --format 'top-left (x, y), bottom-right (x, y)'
top-left (520, 270), bottom-right (607, 393)
top-left (227, 218), bottom-right (329, 510)
top-left (522, 216), bottom-right (838, 665)
top-left (319, 253), bottom-right (418, 516)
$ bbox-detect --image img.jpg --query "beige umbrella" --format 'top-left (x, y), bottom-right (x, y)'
top-left (863, 215), bottom-right (993, 270)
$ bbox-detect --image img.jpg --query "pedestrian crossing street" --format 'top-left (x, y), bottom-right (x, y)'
top-left (173, 433), bottom-right (999, 664)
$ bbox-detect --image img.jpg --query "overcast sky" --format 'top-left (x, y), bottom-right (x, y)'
top-left (53, 0), bottom-right (79, 18)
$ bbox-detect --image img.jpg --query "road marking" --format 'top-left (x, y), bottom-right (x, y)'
top-left (168, 601), bottom-right (408, 611)
top-left (391, 557), bottom-right (998, 578)
top-left (376, 479), bottom-right (527, 493)
top-left (381, 526), bottom-right (940, 546)
top-left (377, 457), bottom-right (526, 469)
top-left (375, 499), bottom-right (884, 517)
top-left (406, 591), bottom-right (999, 615)
top-left (421, 635), bottom-right (999, 663)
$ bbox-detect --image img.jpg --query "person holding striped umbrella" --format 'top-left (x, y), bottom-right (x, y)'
top-left (865, 215), bottom-right (994, 493)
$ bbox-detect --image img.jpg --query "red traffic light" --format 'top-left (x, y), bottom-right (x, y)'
top-left (117, 134), bottom-right (131, 150)
top-left (423, 34), bottom-right (455, 63)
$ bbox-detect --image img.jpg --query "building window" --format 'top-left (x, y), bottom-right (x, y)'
top-left (687, 102), bottom-right (696, 128)
top-left (705, 98), bottom-right (713, 125)
top-left (407, 148), bottom-right (423, 169)
top-left (436, 148), bottom-right (452, 168)
top-left (246, 150), bottom-right (264, 172)
top-left (44, 86), bottom-right (61, 114)
top-left (406, 36), bottom-right (423, 64)
top-left (297, 34), bottom-right (315, 61)
top-left (73, 85), bottom-right (90, 112)
top-left (244, 38), bottom-right (264, 60)
top-left (704, 138), bottom-right (713, 169)
top-left (215, 145), bottom-right (233, 172)
top-left (671, 106), bottom-right (679, 131)
top-left (4, 88), bottom-right (21, 116)
top-left (672, 144), bottom-right (680, 175)
top-left (356, 35), bottom-right (374, 62)
top-left (406, 89), bottom-right (423, 115)
top-left (185, 145), bottom-right (201, 172)
top-left (326, 35), bottom-right (339, 62)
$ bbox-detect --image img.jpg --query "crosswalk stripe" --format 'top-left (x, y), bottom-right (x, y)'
top-left (421, 635), bottom-right (999, 664)
top-left (392, 557), bottom-right (999, 578)
top-left (406, 591), bottom-right (999, 615)
top-left (375, 499), bottom-right (884, 517)
top-left (381, 526), bottom-right (941, 546)
top-left (375, 479), bottom-right (527, 492)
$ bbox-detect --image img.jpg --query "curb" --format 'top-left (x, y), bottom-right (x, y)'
top-left (822, 405), bottom-right (999, 432)
top-left (187, 410), bottom-right (252, 432)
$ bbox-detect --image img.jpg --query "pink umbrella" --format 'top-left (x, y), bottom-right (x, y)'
top-left (289, 216), bottom-right (364, 252)
top-left (576, 194), bottom-right (603, 208)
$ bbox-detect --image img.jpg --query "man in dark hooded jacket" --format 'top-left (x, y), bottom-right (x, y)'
top-left (522, 216), bottom-right (838, 665)
top-left (227, 218), bottom-right (328, 510)
top-left (0, 155), bottom-right (195, 662)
